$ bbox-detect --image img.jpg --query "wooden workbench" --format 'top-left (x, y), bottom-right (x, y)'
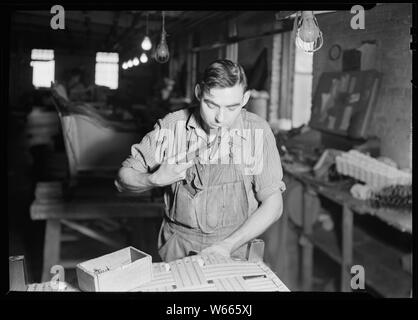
top-left (30, 180), bottom-right (165, 282)
top-left (282, 162), bottom-right (412, 297)
top-left (26, 255), bottom-right (290, 292)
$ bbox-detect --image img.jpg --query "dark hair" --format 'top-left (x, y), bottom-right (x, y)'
top-left (199, 59), bottom-right (247, 94)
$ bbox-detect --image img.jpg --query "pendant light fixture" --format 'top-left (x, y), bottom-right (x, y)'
top-left (294, 11), bottom-right (323, 54)
top-left (140, 53), bottom-right (148, 63)
top-left (141, 13), bottom-right (152, 51)
top-left (155, 11), bottom-right (170, 63)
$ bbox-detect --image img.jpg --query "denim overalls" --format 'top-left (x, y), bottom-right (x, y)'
top-left (158, 158), bottom-right (256, 262)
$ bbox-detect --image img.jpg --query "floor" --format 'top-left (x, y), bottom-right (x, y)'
top-left (8, 112), bottom-right (341, 290)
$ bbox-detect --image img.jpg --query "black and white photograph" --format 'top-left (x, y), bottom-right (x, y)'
top-left (4, 2), bottom-right (414, 304)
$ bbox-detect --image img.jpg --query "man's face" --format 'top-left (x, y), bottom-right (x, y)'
top-left (197, 84), bottom-right (250, 132)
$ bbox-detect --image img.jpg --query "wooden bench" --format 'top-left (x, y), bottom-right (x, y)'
top-left (30, 181), bottom-right (165, 282)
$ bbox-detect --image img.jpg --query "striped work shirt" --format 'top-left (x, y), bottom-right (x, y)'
top-left (119, 106), bottom-right (286, 203)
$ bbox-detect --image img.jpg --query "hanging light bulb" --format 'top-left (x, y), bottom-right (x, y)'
top-left (122, 62), bottom-right (128, 70)
top-left (140, 53), bottom-right (148, 63)
top-left (294, 11), bottom-right (323, 54)
top-left (127, 60), bottom-right (133, 68)
top-left (141, 13), bottom-right (152, 51)
top-left (133, 57), bottom-right (140, 66)
top-left (155, 11), bottom-right (170, 63)
top-left (141, 36), bottom-right (152, 51)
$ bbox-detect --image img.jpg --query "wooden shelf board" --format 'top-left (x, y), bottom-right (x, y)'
top-left (283, 168), bottom-right (412, 234)
top-left (306, 223), bottom-right (412, 297)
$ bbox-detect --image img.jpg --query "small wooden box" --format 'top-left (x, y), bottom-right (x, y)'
top-left (76, 247), bottom-right (152, 292)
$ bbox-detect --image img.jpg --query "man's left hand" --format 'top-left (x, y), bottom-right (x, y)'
top-left (200, 241), bottom-right (233, 258)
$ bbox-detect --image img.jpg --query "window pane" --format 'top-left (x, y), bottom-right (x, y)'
top-left (31, 60), bottom-right (55, 88)
top-left (96, 52), bottom-right (119, 63)
top-left (294, 45), bottom-right (313, 73)
top-left (292, 73), bottom-right (312, 127)
top-left (31, 49), bottom-right (54, 61)
top-left (95, 62), bottom-right (118, 89)
top-left (292, 45), bottom-right (313, 127)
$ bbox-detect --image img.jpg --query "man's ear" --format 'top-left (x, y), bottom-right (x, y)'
top-left (194, 84), bottom-right (201, 101)
top-left (242, 90), bottom-right (251, 106)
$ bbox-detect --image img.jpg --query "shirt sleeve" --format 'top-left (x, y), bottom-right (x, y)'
top-left (253, 124), bottom-right (286, 202)
top-left (121, 120), bottom-right (164, 173)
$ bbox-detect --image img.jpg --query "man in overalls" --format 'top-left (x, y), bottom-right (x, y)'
top-left (115, 59), bottom-right (286, 262)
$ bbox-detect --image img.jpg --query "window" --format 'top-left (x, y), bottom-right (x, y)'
top-left (292, 45), bottom-right (313, 127)
top-left (30, 49), bottom-right (55, 88)
top-left (95, 52), bottom-right (119, 89)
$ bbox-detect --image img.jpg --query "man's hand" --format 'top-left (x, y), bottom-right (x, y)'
top-left (200, 240), bottom-right (234, 258)
top-left (149, 156), bottom-right (195, 187)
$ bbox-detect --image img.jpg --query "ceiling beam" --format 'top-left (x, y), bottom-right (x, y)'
top-left (190, 18), bottom-right (294, 52)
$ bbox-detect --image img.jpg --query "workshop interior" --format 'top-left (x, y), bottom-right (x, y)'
top-left (7, 5), bottom-right (412, 295)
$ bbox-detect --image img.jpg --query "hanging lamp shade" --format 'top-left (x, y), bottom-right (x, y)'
top-left (141, 14), bottom-right (152, 51)
top-left (141, 36), bottom-right (152, 51)
top-left (155, 11), bottom-right (170, 63)
top-left (294, 11), bottom-right (323, 54)
top-left (140, 52), bottom-right (148, 63)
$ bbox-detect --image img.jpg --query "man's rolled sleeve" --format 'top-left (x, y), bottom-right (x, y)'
top-left (121, 122), bottom-right (162, 173)
top-left (253, 125), bottom-right (286, 202)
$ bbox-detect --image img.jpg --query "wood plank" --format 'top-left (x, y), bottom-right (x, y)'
top-left (234, 276), bottom-right (249, 291)
top-left (203, 262), bottom-right (260, 272)
top-left (59, 259), bottom-right (82, 269)
top-left (205, 269), bottom-right (265, 280)
top-left (9, 256), bottom-right (28, 291)
top-left (277, 209), bottom-right (289, 278)
top-left (257, 262), bottom-right (290, 291)
top-left (169, 261), bottom-right (186, 289)
top-left (303, 222), bottom-right (412, 297)
top-left (247, 239), bottom-right (265, 262)
top-left (219, 277), bottom-right (234, 291)
top-left (341, 205), bottom-right (353, 292)
top-left (65, 182), bottom-right (154, 200)
top-left (42, 220), bottom-right (61, 282)
top-left (183, 257), bottom-right (202, 287)
top-left (227, 277), bottom-right (246, 291)
top-left (61, 219), bottom-right (124, 249)
top-left (174, 259), bottom-right (193, 288)
top-left (213, 278), bottom-right (226, 291)
top-left (31, 201), bottom-right (164, 220)
top-left (245, 278), bottom-right (279, 291)
top-left (301, 187), bottom-right (316, 291)
top-left (174, 284), bottom-right (216, 291)
top-left (190, 260), bottom-right (208, 286)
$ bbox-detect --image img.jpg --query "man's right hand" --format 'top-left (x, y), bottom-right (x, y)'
top-left (149, 156), bottom-right (195, 187)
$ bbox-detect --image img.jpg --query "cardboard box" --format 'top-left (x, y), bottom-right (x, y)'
top-left (76, 247), bottom-right (152, 292)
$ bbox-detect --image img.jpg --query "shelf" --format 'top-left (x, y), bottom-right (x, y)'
top-left (283, 168), bottom-right (412, 234)
top-left (304, 223), bottom-right (412, 297)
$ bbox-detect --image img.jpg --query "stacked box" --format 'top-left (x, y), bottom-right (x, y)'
top-left (335, 150), bottom-right (411, 190)
top-left (76, 247), bottom-right (152, 292)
